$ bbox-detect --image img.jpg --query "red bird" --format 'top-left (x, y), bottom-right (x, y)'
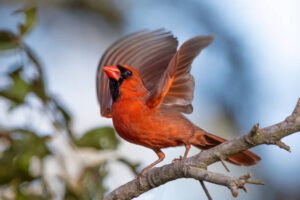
top-left (96, 30), bottom-right (260, 175)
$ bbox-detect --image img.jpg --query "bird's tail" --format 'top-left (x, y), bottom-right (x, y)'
top-left (190, 128), bottom-right (261, 166)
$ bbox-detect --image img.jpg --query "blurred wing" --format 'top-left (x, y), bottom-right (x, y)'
top-left (146, 36), bottom-right (214, 113)
top-left (96, 29), bottom-right (178, 117)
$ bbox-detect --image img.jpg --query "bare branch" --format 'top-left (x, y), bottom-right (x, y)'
top-left (185, 168), bottom-right (262, 197)
top-left (104, 98), bottom-right (300, 200)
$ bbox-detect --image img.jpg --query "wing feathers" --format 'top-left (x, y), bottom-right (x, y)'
top-left (146, 36), bottom-right (213, 112)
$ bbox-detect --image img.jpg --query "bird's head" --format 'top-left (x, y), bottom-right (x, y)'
top-left (103, 65), bottom-right (146, 102)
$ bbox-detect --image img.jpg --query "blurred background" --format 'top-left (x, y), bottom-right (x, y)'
top-left (0, 0), bottom-right (300, 199)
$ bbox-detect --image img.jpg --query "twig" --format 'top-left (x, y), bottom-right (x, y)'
top-left (219, 156), bottom-right (230, 172)
top-left (199, 180), bottom-right (213, 200)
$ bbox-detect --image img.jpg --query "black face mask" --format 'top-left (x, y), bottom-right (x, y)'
top-left (109, 65), bottom-right (133, 102)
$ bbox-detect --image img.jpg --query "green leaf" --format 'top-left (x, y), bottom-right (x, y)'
top-left (0, 31), bottom-right (18, 52)
top-left (75, 127), bottom-right (119, 150)
top-left (0, 129), bottom-right (51, 185)
top-left (13, 7), bottom-right (37, 36)
top-left (14, 129), bottom-right (51, 158)
top-left (64, 164), bottom-right (108, 200)
top-left (0, 66), bottom-right (32, 106)
top-left (14, 130), bottom-right (50, 173)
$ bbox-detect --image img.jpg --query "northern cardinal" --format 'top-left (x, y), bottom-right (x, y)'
top-left (96, 29), bottom-right (260, 175)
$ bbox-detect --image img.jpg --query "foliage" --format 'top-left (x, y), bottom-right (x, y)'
top-left (0, 6), bottom-right (138, 199)
top-left (75, 127), bottom-right (119, 150)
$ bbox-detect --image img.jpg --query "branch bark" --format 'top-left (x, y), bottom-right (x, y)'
top-left (104, 98), bottom-right (300, 200)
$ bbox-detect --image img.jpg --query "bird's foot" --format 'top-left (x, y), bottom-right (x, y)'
top-left (172, 156), bottom-right (183, 163)
top-left (140, 168), bottom-right (148, 176)
top-left (137, 174), bottom-right (144, 183)
top-left (136, 169), bottom-right (147, 183)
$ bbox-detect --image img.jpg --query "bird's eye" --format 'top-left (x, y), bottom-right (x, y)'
top-left (124, 70), bottom-right (132, 77)
top-left (116, 65), bottom-right (132, 79)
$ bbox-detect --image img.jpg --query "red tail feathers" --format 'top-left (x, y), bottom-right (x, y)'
top-left (190, 129), bottom-right (261, 166)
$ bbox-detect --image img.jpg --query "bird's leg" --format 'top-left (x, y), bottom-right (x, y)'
top-left (172, 144), bottom-right (191, 163)
top-left (183, 143), bottom-right (191, 159)
top-left (140, 149), bottom-right (165, 176)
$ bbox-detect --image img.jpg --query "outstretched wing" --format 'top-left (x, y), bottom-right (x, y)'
top-left (146, 36), bottom-right (214, 113)
top-left (96, 29), bottom-right (178, 117)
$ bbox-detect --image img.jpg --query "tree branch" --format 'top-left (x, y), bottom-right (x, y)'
top-left (104, 98), bottom-right (300, 200)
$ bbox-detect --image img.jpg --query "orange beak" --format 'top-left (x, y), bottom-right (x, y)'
top-left (103, 65), bottom-right (121, 80)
